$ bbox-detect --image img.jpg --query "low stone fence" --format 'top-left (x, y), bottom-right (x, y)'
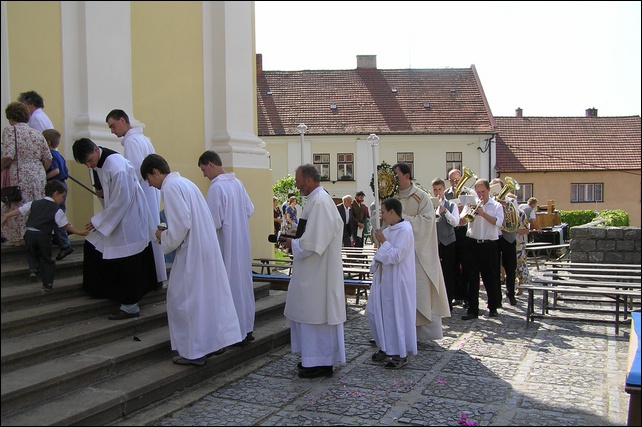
top-left (569, 222), bottom-right (641, 264)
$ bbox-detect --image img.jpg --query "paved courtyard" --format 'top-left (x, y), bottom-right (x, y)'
top-left (116, 287), bottom-right (635, 426)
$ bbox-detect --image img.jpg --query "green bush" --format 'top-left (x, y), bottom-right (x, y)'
top-left (560, 209), bottom-right (630, 238)
top-left (560, 210), bottom-right (598, 230)
top-left (272, 174), bottom-right (300, 204)
top-left (595, 209), bottom-right (629, 226)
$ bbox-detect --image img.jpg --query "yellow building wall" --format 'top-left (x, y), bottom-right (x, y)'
top-left (499, 171), bottom-right (641, 227)
top-left (5, 1), bottom-right (276, 259)
top-left (131, 2), bottom-right (206, 190)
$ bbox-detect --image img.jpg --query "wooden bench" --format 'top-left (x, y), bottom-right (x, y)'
top-left (539, 271), bottom-right (641, 282)
top-left (545, 261), bottom-right (642, 269)
top-left (252, 273), bottom-right (372, 303)
top-left (521, 279), bottom-right (640, 334)
top-left (625, 310), bottom-right (641, 426)
top-left (251, 259), bottom-right (292, 275)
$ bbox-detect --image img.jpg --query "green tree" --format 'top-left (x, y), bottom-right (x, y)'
top-left (273, 174), bottom-right (300, 204)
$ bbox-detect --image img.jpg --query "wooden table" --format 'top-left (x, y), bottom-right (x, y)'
top-left (526, 243), bottom-right (570, 269)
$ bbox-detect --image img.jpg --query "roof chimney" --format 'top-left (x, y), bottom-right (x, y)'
top-left (356, 55), bottom-right (377, 69)
top-left (515, 107), bottom-right (523, 118)
top-left (585, 107), bottom-right (598, 117)
top-left (256, 53), bottom-right (263, 78)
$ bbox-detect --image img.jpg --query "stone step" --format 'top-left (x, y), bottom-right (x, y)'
top-left (0, 315), bottom-right (290, 426)
top-left (0, 238), bottom-right (85, 265)
top-left (1, 242), bottom-right (291, 426)
top-left (1, 302), bottom-right (169, 373)
top-left (1, 284), bottom-right (280, 372)
top-left (0, 290), bottom-right (168, 339)
top-left (1, 275), bottom-right (87, 312)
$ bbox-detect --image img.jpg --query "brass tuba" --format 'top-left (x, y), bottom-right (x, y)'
top-left (496, 176), bottom-right (520, 233)
top-left (453, 167), bottom-right (477, 198)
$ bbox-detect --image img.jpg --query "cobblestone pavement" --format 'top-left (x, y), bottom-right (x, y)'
top-left (117, 286), bottom-right (634, 427)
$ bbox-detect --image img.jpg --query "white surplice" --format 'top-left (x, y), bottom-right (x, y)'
top-left (121, 127), bottom-right (167, 282)
top-left (286, 185), bottom-right (346, 367)
top-left (159, 172), bottom-right (243, 359)
top-left (367, 219), bottom-right (418, 358)
top-left (396, 183), bottom-right (452, 340)
top-left (206, 172), bottom-right (255, 337)
top-left (85, 152), bottom-right (153, 259)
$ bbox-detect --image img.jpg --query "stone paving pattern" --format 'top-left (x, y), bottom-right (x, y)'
top-left (126, 290), bottom-right (634, 426)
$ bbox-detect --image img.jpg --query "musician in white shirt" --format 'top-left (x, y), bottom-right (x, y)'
top-left (459, 179), bottom-right (504, 320)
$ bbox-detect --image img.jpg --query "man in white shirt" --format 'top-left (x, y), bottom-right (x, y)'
top-left (459, 179), bottom-right (504, 320)
top-left (18, 91), bottom-right (54, 132)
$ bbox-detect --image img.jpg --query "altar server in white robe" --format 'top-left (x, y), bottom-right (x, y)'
top-left (141, 154), bottom-right (243, 366)
top-left (392, 162), bottom-right (451, 341)
top-left (367, 197), bottom-right (417, 368)
top-left (280, 164), bottom-right (346, 379)
top-left (198, 150), bottom-right (255, 345)
top-left (105, 109), bottom-right (167, 285)
top-left (72, 138), bottom-right (158, 320)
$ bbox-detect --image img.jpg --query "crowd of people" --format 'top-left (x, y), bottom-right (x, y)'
top-left (1, 90), bottom-right (544, 375)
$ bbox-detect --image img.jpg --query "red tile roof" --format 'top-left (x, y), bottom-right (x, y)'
top-left (257, 65), bottom-right (495, 136)
top-left (495, 116), bottom-right (641, 172)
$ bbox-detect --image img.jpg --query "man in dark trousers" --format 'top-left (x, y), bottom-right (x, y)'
top-left (350, 191), bottom-right (368, 247)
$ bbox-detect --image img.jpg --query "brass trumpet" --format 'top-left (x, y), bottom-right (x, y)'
top-left (461, 199), bottom-right (483, 223)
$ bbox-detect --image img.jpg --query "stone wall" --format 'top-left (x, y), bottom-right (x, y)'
top-left (569, 222), bottom-right (642, 264)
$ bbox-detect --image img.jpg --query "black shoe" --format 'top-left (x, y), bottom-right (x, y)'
top-left (29, 271), bottom-right (38, 282)
top-left (461, 313), bottom-right (478, 320)
top-left (245, 332), bottom-right (255, 342)
top-left (212, 348), bottom-right (227, 356)
top-left (43, 283), bottom-right (53, 290)
top-left (232, 335), bottom-right (251, 347)
top-left (172, 356), bottom-right (206, 366)
top-left (452, 299), bottom-right (463, 307)
top-left (56, 246), bottom-right (74, 261)
top-left (462, 301), bottom-right (469, 310)
top-left (108, 310), bottom-right (140, 320)
top-left (509, 296), bottom-right (517, 306)
top-left (489, 310), bottom-right (499, 318)
top-left (297, 365), bottom-right (333, 379)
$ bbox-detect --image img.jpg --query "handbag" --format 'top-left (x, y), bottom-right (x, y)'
top-left (1, 126), bottom-right (22, 203)
top-left (1, 185), bottom-right (22, 203)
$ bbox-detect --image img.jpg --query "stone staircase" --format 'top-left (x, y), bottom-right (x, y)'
top-left (1, 238), bottom-right (290, 426)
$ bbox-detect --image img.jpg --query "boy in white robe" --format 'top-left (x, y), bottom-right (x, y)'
top-left (367, 198), bottom-right (417, 369)
top-left (198, 151), bottom-right (255, 345)
top-left (141, 154), bottom-right (243, 366)
top-left (392, 162), bottom-right (451, 341)
top-left (105, 109), bottom-right (167, 285)
top-left (280, 164), bottom-right (346, 378)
